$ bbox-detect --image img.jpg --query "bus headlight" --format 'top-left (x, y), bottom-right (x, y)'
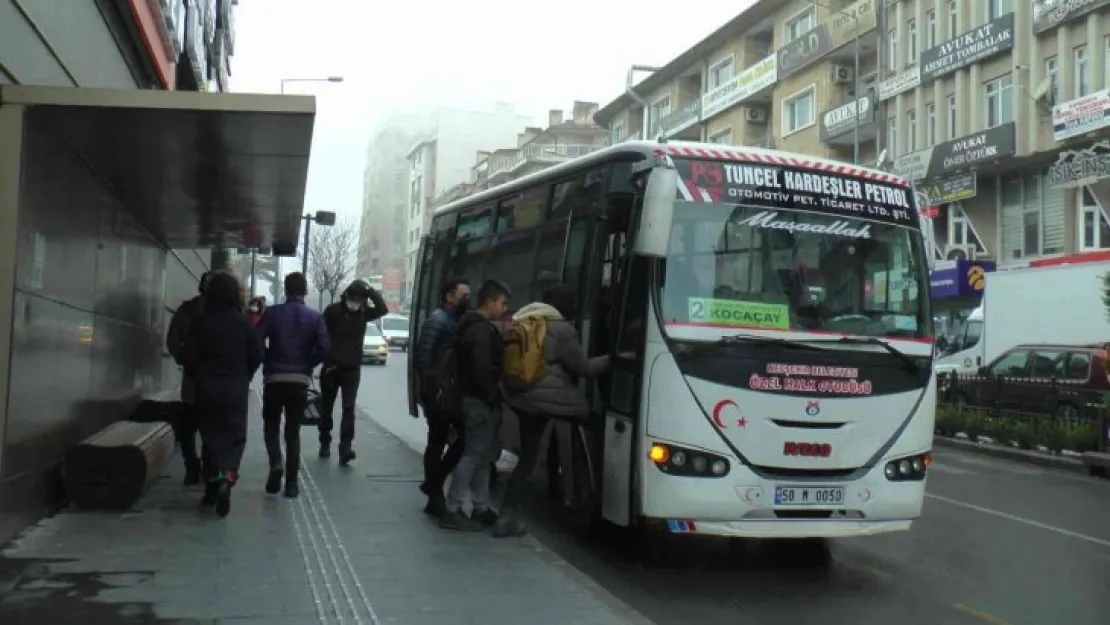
top-left (648, 442), bottom-right (730, 478)
top-left (884, 452), bottom-right (930, 482)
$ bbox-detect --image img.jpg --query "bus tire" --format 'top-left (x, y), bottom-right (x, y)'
top-left (569, 427), bottom-right (604, 537)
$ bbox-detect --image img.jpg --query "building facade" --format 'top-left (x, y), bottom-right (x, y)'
top-left (358, 126), bottom-right (413, 281)
top-left (402, 105), bottom-right (533, 299)
top-left (470, 101), bottom-right (610, 192)
top-left (0, 0), bottom-right (264, 543)
top-left (593, 0), bottom-right (1110, 318)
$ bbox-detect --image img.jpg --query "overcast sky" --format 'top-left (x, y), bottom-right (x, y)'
top-left (230, 0), bottom-right (752, 227)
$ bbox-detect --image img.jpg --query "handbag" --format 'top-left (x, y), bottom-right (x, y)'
top-left (302, 381), bottom-right (324, 426)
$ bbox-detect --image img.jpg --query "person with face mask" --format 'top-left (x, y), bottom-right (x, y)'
top-left (247, 297), bottom-right (266, 325)
top-left (413, 277), bottom-right (470, 518)
top-left (319, 279), bottom-right (389, 464)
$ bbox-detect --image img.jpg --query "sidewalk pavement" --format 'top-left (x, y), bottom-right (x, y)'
top-left (0, 389), bottom-right (645, 625)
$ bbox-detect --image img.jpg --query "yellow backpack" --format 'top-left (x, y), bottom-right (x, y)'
top-left (502, 316), bottom-right (549, 393)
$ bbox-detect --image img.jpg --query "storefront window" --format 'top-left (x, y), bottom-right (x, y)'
top-left (1079, 187), bottom-right (1110, 250)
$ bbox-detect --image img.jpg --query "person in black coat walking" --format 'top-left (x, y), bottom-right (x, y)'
top-left (183, 271), bottom-right (263, 517)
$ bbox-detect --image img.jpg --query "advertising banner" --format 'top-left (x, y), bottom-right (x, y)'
top-left (1033, 0), bottom-right (1110, 34)
top-left (702, 55), bottom-right (777, 119)
top-left (930, 260), bottom-right (995, 299)
top-left (891, 123), bottom-right (1016, 182)
top-left (820, 95), bottom-right (876, 141)
top-left (919, 173), bottom-right (978, 205)
top-left (673, 158), bottom-right (916, 227)
top-left (920, 13), bottom-right (1014, 82)
top-left (777, 0), bottom-right (876, 80)
top-left (1052, 89), bottom-right (1110, 141)
top-left (879, 66), bottom-right (920, 101)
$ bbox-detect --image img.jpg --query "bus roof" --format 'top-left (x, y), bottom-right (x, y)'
top-left (432, 139), bottom-right (911, 217)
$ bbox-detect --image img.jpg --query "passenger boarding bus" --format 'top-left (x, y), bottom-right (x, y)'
top-left (407, 140), bottom-right (938, 539)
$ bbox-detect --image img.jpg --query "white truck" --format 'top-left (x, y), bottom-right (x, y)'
top-left (935, 258), bottom-right (1110, 374)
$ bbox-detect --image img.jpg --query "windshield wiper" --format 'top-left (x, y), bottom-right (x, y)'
top-left (807, 336), bottom-right (921, 372)
top-left (717, 333), bottom-right (831, 351)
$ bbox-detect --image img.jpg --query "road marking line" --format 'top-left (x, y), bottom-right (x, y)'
top-left (926, 493), bottom-right (1110, 548)
top-left (929, 462), bottom-right (975, 474)
top-left (952, 603), bottom-right (1012, 625)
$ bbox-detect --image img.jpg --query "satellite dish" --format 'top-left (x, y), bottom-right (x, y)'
top-left (876, 148), bottom-right (889, 169)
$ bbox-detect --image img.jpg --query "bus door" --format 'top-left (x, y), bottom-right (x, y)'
top-left (407, 235), bottom-right (433, 418)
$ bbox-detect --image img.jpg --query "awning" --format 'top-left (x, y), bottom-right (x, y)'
top-left (0, 85), bottom-right (315, 254)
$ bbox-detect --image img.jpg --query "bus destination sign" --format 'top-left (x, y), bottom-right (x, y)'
top-left (673, 158), bottom-right (917, 227)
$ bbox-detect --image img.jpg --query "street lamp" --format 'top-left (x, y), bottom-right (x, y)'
top-left (279, 76), bottom-right (344, 94)
top-left (810, 1), bottom-right (863, 165)
top-left (301, 210), bottom-right (337, 278)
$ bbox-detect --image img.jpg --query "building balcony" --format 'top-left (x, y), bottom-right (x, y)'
top-left (662, 100), bottom-right (702, 138)
top-left (506, 144), bottom-right (606, 173)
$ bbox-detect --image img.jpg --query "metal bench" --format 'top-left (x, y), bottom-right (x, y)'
top-left (64, 420), bottom-right (175, 510)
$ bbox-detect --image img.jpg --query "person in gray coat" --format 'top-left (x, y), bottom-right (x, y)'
top-left (494, 283), bottom-right (609, 538)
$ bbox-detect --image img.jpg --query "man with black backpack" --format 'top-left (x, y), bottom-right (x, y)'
top-left (440, 279), bottom-right (510, 531)
top-left (414, 277), bottom-right (471, 518)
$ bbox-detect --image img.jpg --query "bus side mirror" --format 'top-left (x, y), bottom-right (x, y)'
top-left (633, 167), bottom-right (677, 258)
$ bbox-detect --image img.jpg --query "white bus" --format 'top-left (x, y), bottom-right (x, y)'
top-left (407, 140), bottom-right (938, 539)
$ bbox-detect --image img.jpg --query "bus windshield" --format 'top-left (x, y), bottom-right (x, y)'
top-left (658, 201), bottom-right (929, 340)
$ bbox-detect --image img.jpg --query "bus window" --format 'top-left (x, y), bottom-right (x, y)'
top-left (535, 219), bottom-right (570, 295)
top-left (550, 170), bottom-right (602, 221)
top-left (496, 187), bottom-right (548, 232)
top-left (486, 228), bottom-right (539, 307)
top-left (458, 202), bottom-right (494, 239)
top-left (451, 235), bottom-right (491, 288)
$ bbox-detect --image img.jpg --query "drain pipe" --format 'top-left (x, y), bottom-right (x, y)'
top-left (626, 65), bottom-right (661, 139)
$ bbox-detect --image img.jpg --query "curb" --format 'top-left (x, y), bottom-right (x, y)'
top-left (933, 435), bottom-right (1090, 474)
top-left (356, 407), bottom-right (657, 625)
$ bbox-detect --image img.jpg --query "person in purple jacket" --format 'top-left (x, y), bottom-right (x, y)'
top-left (257, 272), bottom-right (330, 498)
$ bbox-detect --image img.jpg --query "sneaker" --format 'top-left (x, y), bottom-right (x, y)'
top-left (439, 511), bottom-right (482, 531)
top-left (265, 468), bottom-right (283, 494)
top-left (284, 480), bottom-right (299, 499)
top-left (471, 508), bottom-right (499, 526)
top-left (338, 447), bottom-right (356, 466)
top-left (214, 482), bottom-right (231, 518)
top-left (492, 518), bottom-right (527, 538)
top-left (318, 445), bottom-right (331, 459)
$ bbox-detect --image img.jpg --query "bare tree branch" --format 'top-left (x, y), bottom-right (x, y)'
top-left (307, 217), bottom-right (359, 304)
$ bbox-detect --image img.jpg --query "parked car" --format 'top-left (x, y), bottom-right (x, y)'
top-left (362, 323), bottom-right (389, 365)
top-left (378, 313), bottom-right (410, 352)
top-left (944, 342), bottom-right (1110, 419)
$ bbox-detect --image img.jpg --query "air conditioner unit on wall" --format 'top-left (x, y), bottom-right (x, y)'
top-left (831, 65), bottom-right (854, 84)
top-left (944, 244), bottom-right (977, 261)
top-left (745, 108), bottom-right (768, 123)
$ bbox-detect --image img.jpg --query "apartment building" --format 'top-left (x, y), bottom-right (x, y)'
top-left (402, 105), bottom-right (533, 299)
top-left (470, 101), bottom-right (610, 191)
top-left (358, 127), bottom-right (413, 279)
top-left (594, 0), bottom-right (1110, 278)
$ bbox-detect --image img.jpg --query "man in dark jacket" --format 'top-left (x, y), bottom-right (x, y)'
top-left (258, 272), bottom-right (330, 498)
top-left (166, 271), bottom-right (212, 485)
top-left (414, 277), bottom-right (470, 517)
top-left (441, 279), bottom-right (510, 531)
top-left (182, 271), bottom-right (263, 517)
top-left (319, 279), bottom-right (389, 465)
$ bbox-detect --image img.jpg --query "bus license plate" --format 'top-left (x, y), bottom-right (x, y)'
top-left (773, 486), bottom-right (844, 507)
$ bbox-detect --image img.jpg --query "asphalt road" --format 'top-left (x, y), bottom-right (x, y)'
top-left (355, 352), bottom-right (1110, 625)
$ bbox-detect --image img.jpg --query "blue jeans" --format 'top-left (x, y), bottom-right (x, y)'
top-left (446, 397), bottom-right (501, 513)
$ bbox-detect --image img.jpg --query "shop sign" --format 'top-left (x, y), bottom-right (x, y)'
top-left (920, 13), bottom-right (1014, 82)
top-left (930, 260), bottom-right (995, 299)
top-left (919, 173), bottom-right (978, 205)
top-left (1034, 0), bottom-right (1110, 34)
top-left (1047, 140), bottom-right (1110, 188)
top-left (1053, 89), bottom-right (1110, 141)
top-left (702, 55), bottom-right (777, 119)
top-left (820, 95), bottom-right (875, 141)
top-left (879, 66), bottom-right (920, 101)
top-left (892, 123), bottom-right (1016, 181)
top-left (777, 0), bottom-right (876, 79)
